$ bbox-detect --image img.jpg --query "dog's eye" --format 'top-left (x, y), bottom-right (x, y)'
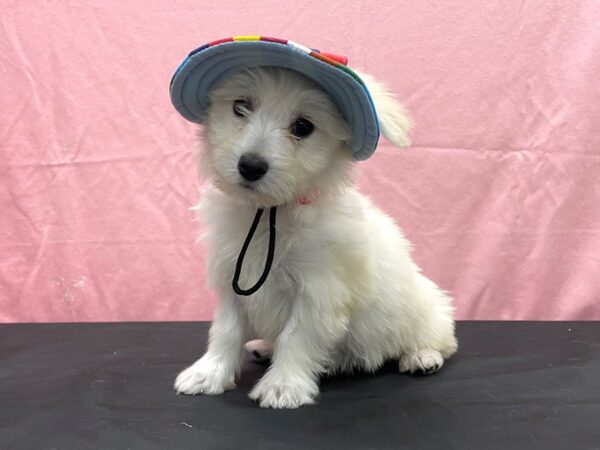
top-left (290, 118), bottom-right (314, 139)
top-left (233, 99), bottom-right (251, 117)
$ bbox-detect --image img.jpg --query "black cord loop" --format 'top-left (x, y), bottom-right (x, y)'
top-left (232, 207), bottom-right (277, 296)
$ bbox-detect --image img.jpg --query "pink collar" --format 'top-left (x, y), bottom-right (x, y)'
top-left (297, 189), bottom-right (320, 205)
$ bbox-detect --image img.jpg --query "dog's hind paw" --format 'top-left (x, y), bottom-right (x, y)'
top-left (399, 349), bottom-right (444, 375)
top-left (244, 339), bottom-right (273, 363)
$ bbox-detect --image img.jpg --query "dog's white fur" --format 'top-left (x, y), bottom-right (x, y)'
top-left (174, 67), bottom-right (457, 408)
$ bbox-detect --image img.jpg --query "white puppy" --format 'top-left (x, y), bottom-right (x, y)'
top-left (174, 67), bottom-right (457, 408)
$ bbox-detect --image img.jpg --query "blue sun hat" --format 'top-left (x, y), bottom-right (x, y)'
top-left (169, 35), bottom-right (380, 161)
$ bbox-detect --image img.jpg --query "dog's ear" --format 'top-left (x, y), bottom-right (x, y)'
top-left (355, 71), bottom-right (412, 148)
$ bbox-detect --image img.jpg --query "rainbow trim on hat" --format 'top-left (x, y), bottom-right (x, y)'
top-left (171, 35), bottom-right (361, 88)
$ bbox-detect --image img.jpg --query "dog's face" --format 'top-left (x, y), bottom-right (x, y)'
top-left (200, 68), bottom-right (352, 207)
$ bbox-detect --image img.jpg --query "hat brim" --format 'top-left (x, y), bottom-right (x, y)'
top-left (170, 39), bottom-right (380, 161)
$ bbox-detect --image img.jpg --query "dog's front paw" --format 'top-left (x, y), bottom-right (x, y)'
top-left (174, 357), bottom-right (236, 395)
top-left (249, 371), bottom-right (318, 409)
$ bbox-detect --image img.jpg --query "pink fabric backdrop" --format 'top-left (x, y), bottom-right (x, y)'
top-left (2, 1), bottom-right (599, 322)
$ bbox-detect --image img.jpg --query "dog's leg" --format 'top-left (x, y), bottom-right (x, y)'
top-left (249, 280), bottom-right (349, 409)
top-left (398, 274), bottom-right (457, 375)
top-left (174, 294), bottom-right (245, 395)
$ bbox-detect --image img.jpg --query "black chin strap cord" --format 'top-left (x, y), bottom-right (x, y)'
top-left (232, 206), bottom-right (277, 296)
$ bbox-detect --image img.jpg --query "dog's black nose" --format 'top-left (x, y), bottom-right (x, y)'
top-left (238, 153), bottom-right (269, 181)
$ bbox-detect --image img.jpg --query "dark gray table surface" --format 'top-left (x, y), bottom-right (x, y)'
top-left (0, 321), bottom-right (599, 450)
